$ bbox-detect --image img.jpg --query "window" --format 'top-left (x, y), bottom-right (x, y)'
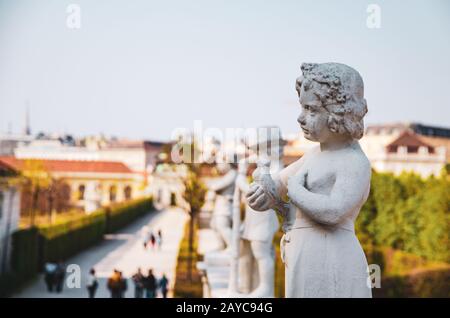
top-left (109, 185), bottom-right (117, 202)
top-left (124, 186), bottom-right (132, 200)
top-left (407, 146), bottom-right (418, 153)
top-left (78, 184), bottom-right (85, 200)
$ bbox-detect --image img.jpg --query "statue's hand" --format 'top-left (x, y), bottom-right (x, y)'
top-left (246, 183), bottom-right (274, 211)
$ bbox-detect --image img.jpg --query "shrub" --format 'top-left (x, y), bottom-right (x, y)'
top-left (38, 210), bottom-right (107, 266)
top-left (105, 198), bottom-right (153, 233)
top-left (0, 227), bottom-right (39, 297)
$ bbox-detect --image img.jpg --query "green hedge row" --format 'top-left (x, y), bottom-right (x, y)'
top-left (39, 210), bottom-right (107, 265)
top-left (0, 197), bottom-right (153, 297)
top-left (105, 198), bottom-right (153, 233)
top-left (0, 228), bottom-right (40, 297)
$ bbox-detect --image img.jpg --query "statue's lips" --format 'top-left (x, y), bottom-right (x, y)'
top-left (301, 127), bottom-right (310, 134)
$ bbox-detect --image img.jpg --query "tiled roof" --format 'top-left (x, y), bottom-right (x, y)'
top-left (0, 157), bottom-right (133, 174)
top-left (386, 131), bottom-right (433, 148)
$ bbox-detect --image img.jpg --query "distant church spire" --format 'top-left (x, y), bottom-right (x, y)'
top-left (24, 101), bottom-right (31, 135)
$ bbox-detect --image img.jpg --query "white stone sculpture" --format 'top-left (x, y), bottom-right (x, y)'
top-left (235, 159), bottom-right (279, 297)
top-left (246, 62), bottom-right (372, 298)
top-left (207, 162), bottom-right (238, 251)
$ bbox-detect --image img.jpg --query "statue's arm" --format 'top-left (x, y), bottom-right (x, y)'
top-left (288, 158), bottom-right (371, 225)
top-left (207, 170), bottom-right (237, 192)
top-left (235, 175), bottom-right (250, 194)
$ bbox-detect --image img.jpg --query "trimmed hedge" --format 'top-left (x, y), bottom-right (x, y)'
top-left (0, 197), bottom-right (153, 297)
top-left (105, 198), bottom-right (153, 233)
top-left (39, 210), bottom-right (107, 265)
top-left (173, 219), bottom-right (203, 298)
top-left (0, 228), bottom-right (40, 297)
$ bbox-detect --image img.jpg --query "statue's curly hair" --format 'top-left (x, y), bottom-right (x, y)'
top-left (296, 63), bottom-right (368, 140)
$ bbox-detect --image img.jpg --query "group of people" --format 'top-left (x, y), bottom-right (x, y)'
top-left (85, 267), bottom-right (169, 298)
top-left (131, 268), bottom-right (169, 298)
top-left (44, 261), bottom-right (66, 293)
top-left (143, 228), bottom-right (163, 251)
top-left (43, 228), bottom-right (167, 298)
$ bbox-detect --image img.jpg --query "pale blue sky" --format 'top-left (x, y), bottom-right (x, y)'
top-left (0, 0), bottom-right (449, 141)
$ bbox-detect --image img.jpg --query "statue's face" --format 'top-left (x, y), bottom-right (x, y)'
top-left (297, 85), bottom-right (333, 142)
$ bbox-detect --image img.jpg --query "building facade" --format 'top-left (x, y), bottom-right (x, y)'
top-left (0, 157), bottom-right (144, 214)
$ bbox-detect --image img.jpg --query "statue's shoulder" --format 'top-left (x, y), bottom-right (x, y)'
top-left (339, 143), bottom-right (371, 174)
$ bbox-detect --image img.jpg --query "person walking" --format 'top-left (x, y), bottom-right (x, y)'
top-left (142, 226), bottom-right (150, 249)
top-left (54, 261), bottom-right (65, 293)
top-left (107, 269), bottom-right (125, 298)
top-left (132, 268), bottom-right (145, 298)
top-left (157, 229), bottom-right (163, 250)
top-left (159, 274), bottom-right (169, 298)
top-left (143, 269), bottom-right (157, 298)
top-left (118, 271), bottom-right (127, 298)
top-left (86, 268), bottom-right (98, 298)
top-left (150, 233), bottom-right (156, 250)
top-left (44, 261), bottom-right (57, 292)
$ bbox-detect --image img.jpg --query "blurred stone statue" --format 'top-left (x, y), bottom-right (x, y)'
top-left (207, 162), bottom-right (238, 251)
top-left (235, 159), bottom-right (279, 297)
top-left (246, 63), bottom-right (372, 298)
top-left (227, 127), bottom-right (283, 297)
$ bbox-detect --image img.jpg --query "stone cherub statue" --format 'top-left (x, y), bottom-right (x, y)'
top-left (246, 63), bottom-right (372, 298)
top-left (207, 162), bottom-right (238, 251)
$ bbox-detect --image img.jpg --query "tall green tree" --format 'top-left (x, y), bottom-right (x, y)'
top-left (182, 164), bottom-right (206, 281)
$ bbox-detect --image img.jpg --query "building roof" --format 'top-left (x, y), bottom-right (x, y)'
top-left (103, 139), bottom-right (167, 150)
top-left (365, 122), bottom-right (450, 139)
top-left (386, 131), bottom-right (434, 149)
top-left (0, 157), bottom-right (133, 174)
top-left (0, 160), bottom-right (19, 177)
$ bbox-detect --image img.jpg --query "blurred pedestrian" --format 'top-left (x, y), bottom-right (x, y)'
top-left (119, 271), bottom-right (127, 298)
top-left (108, 269), bottom-right (127, 298)
top-left (157, 229), bottom-right (163, 250)
top-left (44, 261), bottom-right (57, 292)
top-left (54, 261), bottom-right (65, 293)
top-left (143, 269), bottom-right (157, 298)
top-left (159, 274), bottom-right (169, 298)
top-left (86, 268), bottom-right (98, 298)
top-left (150, 233), bottom-right (156, 250)
top-left (132, 268), bottom-right (145, 298)
top-left (142, 226), bottom-right (150, 249)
